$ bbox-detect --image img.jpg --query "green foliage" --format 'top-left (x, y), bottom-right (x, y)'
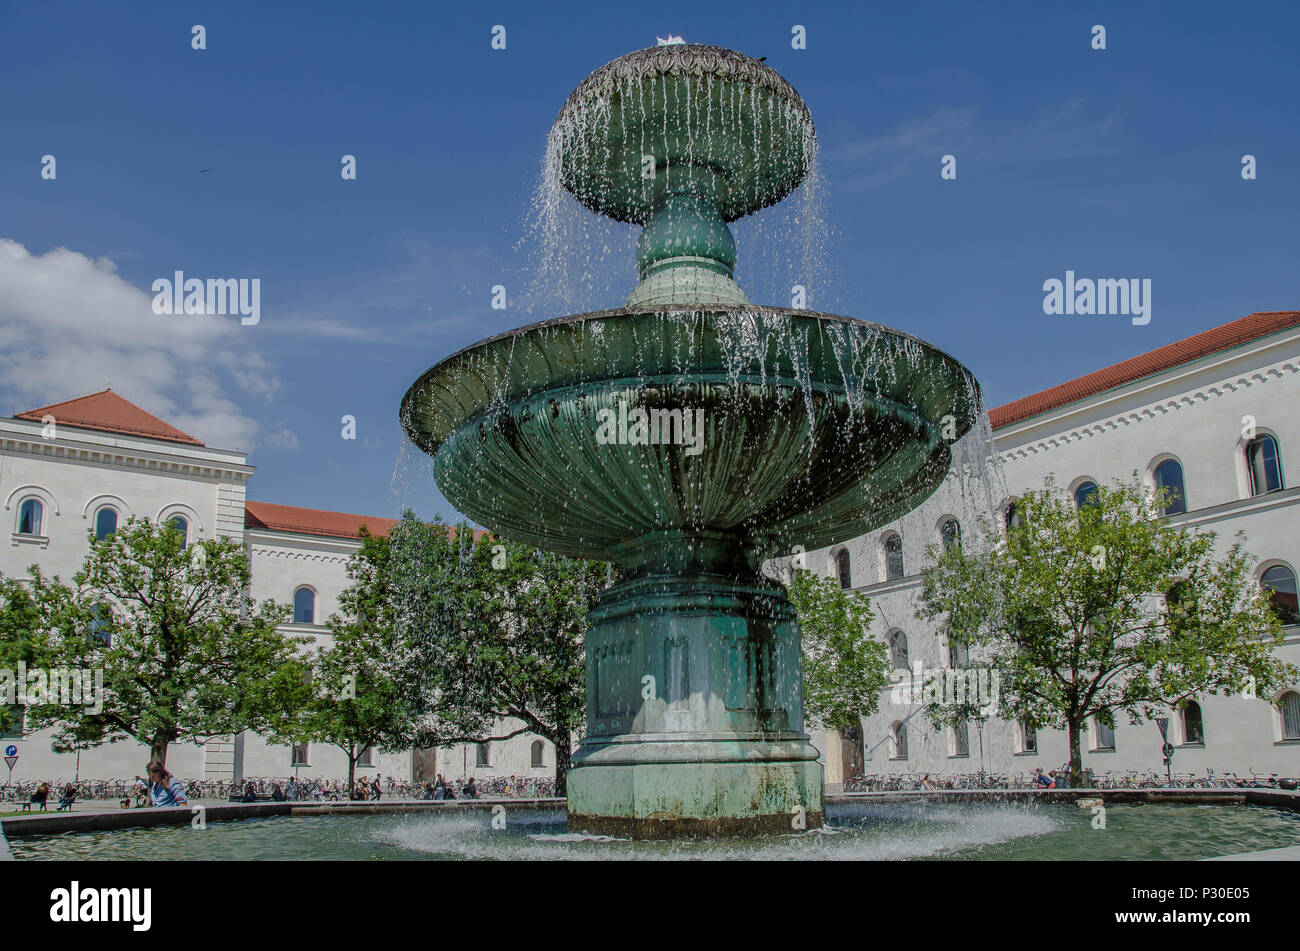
top-left (786, 568), bottom-right (888, 732)
top-left (385, 513), bottom-right (611, 794)
top-left (918, 475), bottom-right (1296, 783)
top-left (2, 518), bottom-right (305, 766)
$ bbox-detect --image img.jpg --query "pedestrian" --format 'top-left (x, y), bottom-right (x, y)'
top-left (373, 772), bottom-right (383, 800)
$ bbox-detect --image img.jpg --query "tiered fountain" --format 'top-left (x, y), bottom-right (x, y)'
top-left (401, 44), bottom-right (981, 838)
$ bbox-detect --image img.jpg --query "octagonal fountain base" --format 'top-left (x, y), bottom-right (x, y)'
top-left (563, 534), bottom-right (824, 839)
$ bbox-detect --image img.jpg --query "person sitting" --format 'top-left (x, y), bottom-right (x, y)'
top-left (146, 762), bottom-right (189, 807)
top-left (1033, 767), bottom-right (1055, 789)
top-left (240, 780), bottom-right (258, 803)
top-left (57, 783), bottom-right (77, 811)
top-left (463, 777), bottom-right (478, 799)
top-left (270, 782), bottom-right (285, 801)
top-left (24, 782), bottom-right (50, 812)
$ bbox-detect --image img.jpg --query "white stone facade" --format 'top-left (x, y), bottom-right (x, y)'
top-left (805, 318), bottom-right (1300, 784)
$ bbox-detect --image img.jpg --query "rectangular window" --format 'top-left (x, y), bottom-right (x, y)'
top-left (1021, 721), bottom-right (1037, 754)
top-left (1094, 720), bottom-right (1115, 750)
top-left (291, 742), bottom-right (310, 767)
top-left (0, 706), bottom-right (25, 738)
top-left (357, 746), bottom-right (373, 767)
top-left (475, 742), bottom-right (490, 767)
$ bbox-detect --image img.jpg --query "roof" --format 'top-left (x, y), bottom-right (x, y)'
top-left (14, 390), bottom-right (204, 446)
top-left (243, 501), bottom-right (489, 543)
top-left (244, 501), bottom-right (402, 539)
top-left (989, 310), bottom-right (1300, 429)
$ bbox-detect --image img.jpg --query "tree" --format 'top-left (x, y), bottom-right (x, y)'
top-left (19, 518), bottom-right (308, 767)
top-left (917, 475), bottom-right (1296, 786)
top-left (387, 514), bottom-right (608, 796)
top-left (0, 568), bottom-right (70, 736)
top-left (269, 527), bottom-right (415, 797)
top-left (785, 567), bottom-right (888, 733)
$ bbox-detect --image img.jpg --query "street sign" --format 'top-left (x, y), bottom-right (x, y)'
top-left (4, 745), bottom-right (16, 757)
top-left (3, 755), bottom-right (17, 770)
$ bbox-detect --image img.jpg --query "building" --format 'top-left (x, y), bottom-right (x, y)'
top-left (0, 390), bottom-right (554, 785)
top-left (4, 307), bottom-right (1298, 789)
top-left (805, 310), bottom-right (1300, 785)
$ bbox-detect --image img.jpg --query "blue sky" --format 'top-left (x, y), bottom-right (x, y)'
top-left (3, 1), bottom-right (1297, 522)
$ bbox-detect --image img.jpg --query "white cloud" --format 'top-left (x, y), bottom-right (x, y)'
top-left (263, 427), bottom-right (301, 451)
top-left (0, 238), bottom-right (275, 449)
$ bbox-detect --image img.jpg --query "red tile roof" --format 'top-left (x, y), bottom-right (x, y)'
top-left (244, 501), bottom-right (402, 539)
top-left (244, 501), bottom-right (488, 543)
top-left (989, 310), bottom-right (1300, 429)
top-left (14, 390), bottom-right (204, 446)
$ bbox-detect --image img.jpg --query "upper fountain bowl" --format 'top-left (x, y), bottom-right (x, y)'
top-left (550, 45), bottom-right (815, 224)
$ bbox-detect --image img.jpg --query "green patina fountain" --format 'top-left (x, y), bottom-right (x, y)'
top-left (401, 44), bottom-right (981, 838)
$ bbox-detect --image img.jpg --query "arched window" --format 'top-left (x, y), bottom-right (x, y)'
top-left (1181, 701), bottom-right (1204, 745)
top-left (890, 721), bottom-right (908, 760)
top-left (1019, 719), bottom-right (1037, 754)
top-left (293, 587), bottom-right (316, 624)
top-left (1261, 565), bottom-right (1299, 625)
top-left (939, 517), bottom-right (961, 552)
top-left (1094, 717), bottom-right (1115, 750)
top-left (94, 507), bottom-right (118, 540)
top-left (1004, 500), bottom-right (1024, 531)
top-left (889, 631), bottom-right (909, 670)
top-left (884, 534), bottom-right (904, 580)
top-left (168, 516), bottom-right (189, 548)
top-left (1153, 459), bottom-right (1187, 515)
top-left (1074, 480), bottom-right (1099, 509)
top-left (18, 498), bottom-right (43, 536)
top-left (835, 548), bottom-right (851, 589)
top-left (476, 742), bottom-right (491, 767)
top-left (89, 603), bottom-right (112, 646)
top-left (531, 740), bottom-right (545, 768)
top-left (951, 722), bottom-right (970, 757)
top-left (1279, 691), bottom-right (1300, 741)
top-left (1247, 435), bottom-right (1284, 496)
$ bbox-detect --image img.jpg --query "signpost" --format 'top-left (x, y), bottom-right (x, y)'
top-left (4, 746), bottom-right (18, 794)
top-left (1155, 718), bottom-right (1173, 784)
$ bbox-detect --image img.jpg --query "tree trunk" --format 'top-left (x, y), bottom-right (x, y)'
top-left (150, 732), bottom-right (170, 768)
top-left (1067, 718), bottom-right (1082, 788)
top-left (553, 732), bottom-right (571, 798)
top-left (347, 748), bottom-right (357, 799)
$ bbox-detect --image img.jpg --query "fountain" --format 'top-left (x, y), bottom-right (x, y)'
top-left (400, 44), bottom-right (981, 838)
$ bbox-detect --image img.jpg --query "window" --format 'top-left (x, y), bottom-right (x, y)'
top-left (939, 517), bottom-right (961, 552)
top-left (1153, 459), bottom-right (1187, 515)
top-left (293, 588), bottom-right (316, 624)
top-left (1019, 719), bottom-right (1037, 754)
top-left (1247, 435), bottom-right (1284, 496)
top-left (951, 722), bottom-right (970, 757)
top-left (884, 534), bottom-right (904, 580)
top-left (89, 603), bottom-right (112, 646)
top-left (0, 706), bottom-right (25, 739)
top-left (18, 498), bottom-right (43, 536)
top-left (476, 742), bottom-right (491, 767)
top-left (888, 631), bottom-right (909, 670)
top-left (1280, 691), bottom-right (1300, 741)
top-left (357, 746), bottom-right (374, 767)
top-left (1004, 500), bottom-right (1024, 531)
top-left (94, 507), bottom-right (118, 540)
top-left (1074, 480), bottom-right (1099, 509)
top-left (1181, 701), bottom-right (1204, 745)
top-left (948, 637), bottom-right (969, 668)
top-left (835, 548), bottom-right (851, 589)
top-left (1094, 718), bottom-right (1115, 750)
top-left (889, 721), bottom-right (908, 760)
top-left (1261, 565), bottom-right (1299, 626)
top-left (531, 740), bottom-right (545, 768)
top-left (291, 742), bottom-right (310, 767)
top-left (168, 516), bottom-right (188, 548)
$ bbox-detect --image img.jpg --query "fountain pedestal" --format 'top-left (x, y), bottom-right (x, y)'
top-left (566, 531), bottom-right (823, 838)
